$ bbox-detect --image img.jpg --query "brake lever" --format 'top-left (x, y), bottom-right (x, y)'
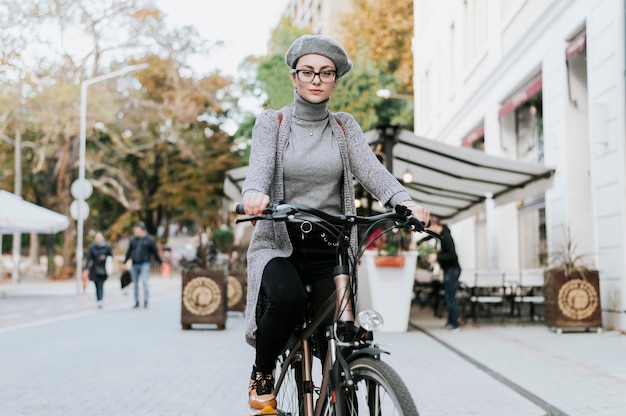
top-left (393, 204), bottom-right (442, 239)
top-left (271, 204), bottom-right (297, 220)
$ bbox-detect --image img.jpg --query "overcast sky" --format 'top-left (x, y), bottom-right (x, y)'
top-left (155, 0), bottom-right (290, 77)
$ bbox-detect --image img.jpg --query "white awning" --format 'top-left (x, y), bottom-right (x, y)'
top-left (0, 190), bottom-right (70, 234)
top-left (224, 129), bottom-right (554, 222)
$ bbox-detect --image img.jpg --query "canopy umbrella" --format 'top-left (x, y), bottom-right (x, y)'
top-left (0, 190), bottom-right (69, 234)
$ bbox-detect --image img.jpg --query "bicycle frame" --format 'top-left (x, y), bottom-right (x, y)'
top-left (272, 290), bottom-right (337, 415)
top-left (236, 203), bottom-right (439, 416)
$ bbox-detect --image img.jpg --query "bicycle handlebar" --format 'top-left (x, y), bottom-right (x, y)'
top-left (235, 203), bottom-right (441, 240)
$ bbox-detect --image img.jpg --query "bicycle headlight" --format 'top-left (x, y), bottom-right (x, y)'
top-left (357, 309), bottom-right (384, 332)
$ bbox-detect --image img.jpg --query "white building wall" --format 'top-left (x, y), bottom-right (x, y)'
top-left (586, 0), bottom-right (626, 329)
top-left (413, 0), bottom-right (626, 330)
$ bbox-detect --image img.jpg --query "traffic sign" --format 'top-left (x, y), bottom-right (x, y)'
top-left (70, 200), bottom-right (90, 220)
top-left (71, 179), bottom-right (93, 200)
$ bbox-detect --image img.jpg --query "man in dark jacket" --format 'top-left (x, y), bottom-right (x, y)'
top-left (427, 216), bottom-right (462, 330)
top-left (123, 222), bottom-right (162, 308)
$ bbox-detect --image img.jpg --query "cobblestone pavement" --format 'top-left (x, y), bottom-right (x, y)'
top-left (1, 275), bottom-right (625, 415)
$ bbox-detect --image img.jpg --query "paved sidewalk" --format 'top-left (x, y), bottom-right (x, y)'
top-left (410, 304), bottom-right (626, 416)
top-left (1, 275), bottom-right (625, 415)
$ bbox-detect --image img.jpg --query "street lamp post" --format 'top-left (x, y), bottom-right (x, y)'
top-left (375, 87), bottom-right (414, 172)
top-left (75, 63), bottom-right (148, 294)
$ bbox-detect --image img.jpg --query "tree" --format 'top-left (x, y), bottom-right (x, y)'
top-left (340, 0), bottom-right (414, 95)
top-left (0, 0), bottom-right (238, 276)
top-left (252, 20), bottom-right (311, 111)
top-left (247, 9), bottom-right (414, 133)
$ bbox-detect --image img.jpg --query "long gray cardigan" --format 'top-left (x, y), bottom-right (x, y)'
top-left (242, 104), bottom-right (410, 347)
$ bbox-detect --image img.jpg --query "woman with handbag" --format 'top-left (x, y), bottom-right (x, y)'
top-left (84, 232), bottom-right (113, 308)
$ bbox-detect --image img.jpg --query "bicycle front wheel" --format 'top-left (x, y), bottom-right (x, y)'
top-left (275, 352), bottom-right (304, 416)
top-left (322, 357), bottom-right (419, 416)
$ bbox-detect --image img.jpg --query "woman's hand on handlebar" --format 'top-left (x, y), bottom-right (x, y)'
top-left (242, 192), bottom-right (270, 216)
top-left (400, 200), bottom-right (430, 227)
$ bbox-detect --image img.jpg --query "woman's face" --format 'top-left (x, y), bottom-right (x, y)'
top-left (290, 54), bottom-right (336, 104)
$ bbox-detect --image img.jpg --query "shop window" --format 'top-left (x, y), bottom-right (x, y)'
top-left (515, 97), bottom-right (543, 163)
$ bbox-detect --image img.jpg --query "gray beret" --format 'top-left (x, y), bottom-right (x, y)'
top-left (285, 35), bottom-right (353, 79)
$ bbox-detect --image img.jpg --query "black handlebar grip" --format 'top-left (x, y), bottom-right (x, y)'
top-left (235, 203), bottom-right (245, 214)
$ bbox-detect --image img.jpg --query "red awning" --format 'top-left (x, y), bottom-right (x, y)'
top-left (566, 31), bottom-right (586, 60)
top-left (498, 74), bottom-right (542, 119)
top-left (461, 124), bottom-right (485, 147)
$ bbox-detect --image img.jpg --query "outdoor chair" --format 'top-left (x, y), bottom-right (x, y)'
top-left (512, 268), bottom-right (545, 322)
top-left (469, 270), bottom-right (509, 323)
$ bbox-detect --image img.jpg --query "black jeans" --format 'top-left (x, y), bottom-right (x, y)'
top-left (255, 223), bottom-right (336, 373)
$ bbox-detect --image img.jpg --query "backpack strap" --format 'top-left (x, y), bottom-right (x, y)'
top-left (335, 117), bottom-right (344, 134)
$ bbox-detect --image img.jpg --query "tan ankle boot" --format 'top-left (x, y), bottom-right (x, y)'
top-left (249, 371), bottom-right (277, 412)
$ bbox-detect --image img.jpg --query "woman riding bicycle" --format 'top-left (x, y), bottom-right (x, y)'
top-left (241, 34), bottom-right (430, 415)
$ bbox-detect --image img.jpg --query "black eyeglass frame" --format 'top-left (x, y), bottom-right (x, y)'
top-left (291, 69), bottom-right (337, 83)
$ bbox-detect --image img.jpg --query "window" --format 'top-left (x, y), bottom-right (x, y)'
top-left (463, 0), bottom-right (488, 67)
top-left (515, 97), bottom-right (543, 163)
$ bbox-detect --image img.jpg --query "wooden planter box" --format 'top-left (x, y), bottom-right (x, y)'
top-left (181, 268), bottom-right (227, 330)
top-left (543, 269), bottom-right (602, 332)
top-left (226, 270), bottom-right (247, 313)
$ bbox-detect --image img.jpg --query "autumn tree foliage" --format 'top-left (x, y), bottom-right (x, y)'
top-left (246, 2), bottom-right (414, 133)
top-left (0, 0), bottom-right (240, 274)
top-left (340, 0), bottom-right (414, 95)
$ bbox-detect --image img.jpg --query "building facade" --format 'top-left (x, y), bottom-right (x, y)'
top-left (282, 0), bottom-right (354, 38)
top-left (413, 0), bottom-right (626, 330)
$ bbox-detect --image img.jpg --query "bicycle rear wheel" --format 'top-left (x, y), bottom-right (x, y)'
top-left (275, 352), bottom-right (304, 416)
top-left (322, 357), bottom-right (419, 415)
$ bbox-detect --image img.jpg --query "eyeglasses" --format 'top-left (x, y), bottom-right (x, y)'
top-left (291, 69), bottom-right (337, 83)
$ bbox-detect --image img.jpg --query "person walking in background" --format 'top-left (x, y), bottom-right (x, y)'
top-left (241, 34), bottom-right (430, 414)
top-left (426, 215), bottom-right (462, 330)
top-left (84, 232), bottom-right (113, 308)
top-left (123, 222), bottom-right (162, 309)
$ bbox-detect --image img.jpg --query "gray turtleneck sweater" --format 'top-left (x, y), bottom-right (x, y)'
top-left (284, 94), bottom-right (342, 215)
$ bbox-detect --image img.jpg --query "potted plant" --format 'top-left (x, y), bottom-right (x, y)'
top-left (374, 228), bottom-right (410, 267)
top-left (416, 242), bottom-right (438, 270)
top-left (359, 227), bottom-right (419, 331)
top-left (543, 228), bottom-right (602, 332)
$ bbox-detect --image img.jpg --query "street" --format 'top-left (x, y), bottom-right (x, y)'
top-left (1, 275), bottom-right (626, 415)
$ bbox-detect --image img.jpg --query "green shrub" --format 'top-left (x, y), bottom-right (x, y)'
top-left (212, 228), bottom-right (234, 253)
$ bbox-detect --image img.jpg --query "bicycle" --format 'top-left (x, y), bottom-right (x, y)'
top-left (236, 203), bottom-right (440, 416)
